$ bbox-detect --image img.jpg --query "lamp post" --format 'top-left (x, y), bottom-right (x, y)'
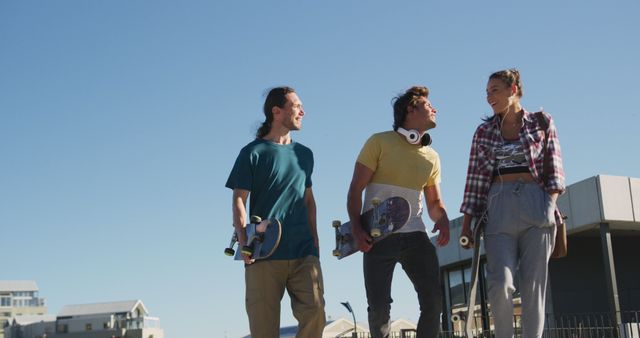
top-left (341, 301), bottom-right (357, 338)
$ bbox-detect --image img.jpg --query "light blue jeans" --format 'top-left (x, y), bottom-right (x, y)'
top-left (484, 180), bottom-right (556, 338)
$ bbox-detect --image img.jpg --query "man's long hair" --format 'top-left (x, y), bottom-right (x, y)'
top-left (257, 86), bottom-right (296, 138)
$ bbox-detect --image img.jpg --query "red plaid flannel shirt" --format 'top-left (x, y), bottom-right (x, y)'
top-left (460, 110), bottom-right (565, 217)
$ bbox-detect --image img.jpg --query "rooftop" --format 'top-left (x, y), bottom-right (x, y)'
top-left (0, 280), bottom-right (38, 292)
top-left (58, 300), bottom-right (148, 317)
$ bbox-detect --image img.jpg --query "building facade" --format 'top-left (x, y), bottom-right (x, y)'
top-left (0, 281), bottom-right (47, 337)
top-left (4, 299), bottom-right (163, 338)
top-left (434, 175), bottom-right (640, 335)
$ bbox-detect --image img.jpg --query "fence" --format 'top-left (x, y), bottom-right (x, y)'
top-left (445, 310), bottom-right (640, 338)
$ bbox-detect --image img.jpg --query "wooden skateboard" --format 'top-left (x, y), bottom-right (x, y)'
top-left (224, 216), bottom-right (282, 261)
top-left (451, 211), bottom-right (488, 337)
top-left (332, 196), bottom-right (411, 260)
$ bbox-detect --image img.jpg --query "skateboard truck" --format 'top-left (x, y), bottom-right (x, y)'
top-left (224, 231), bottom-right (238, 256)
top-left (241, 216), bottom-right (263, 256)
top-left (241, 216), bottom-right (278, 258)
top-left (225, 215), bottom-right (266, 257)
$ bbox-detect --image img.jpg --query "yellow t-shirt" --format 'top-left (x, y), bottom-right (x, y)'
top-left (357, 131), bottom-right (441, 233)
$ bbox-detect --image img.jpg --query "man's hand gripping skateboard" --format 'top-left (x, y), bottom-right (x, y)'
top-left (224, 216), bottom-right (282, 264)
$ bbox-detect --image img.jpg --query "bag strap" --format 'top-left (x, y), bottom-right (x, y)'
top-left (536, 112), bottom-right (567, 224)
top-left (535, 112), bottom-right (550, 185)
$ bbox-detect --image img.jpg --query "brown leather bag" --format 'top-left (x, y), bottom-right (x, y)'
top-left (536, 112), bottom-right (568, 258)
top-left (552, 220), bottom-right (568, 258)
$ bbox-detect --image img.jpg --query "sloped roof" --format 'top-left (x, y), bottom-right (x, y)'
top-left (390, 318), bottom-right (417, 330)
top-left (324, 317), bottom-right (369, 335)
top-left (0, 280), bottom-right (38, 292)
top-left (58, 300), bottom-right (148, 317)
top-left (11, 315), bottom-right (56, 325)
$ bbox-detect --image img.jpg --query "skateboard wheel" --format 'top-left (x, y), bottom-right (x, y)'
top-left (224, 248), bottom-right (235, 256)
top-left (332, 249), bottom-right (340, 257)
top-left (459, 236), bottom-right (469, 247)
top-left (372, 198), bottom-right (381, 206)
top-left (370, 228), bottom-right (381, 238)
top-left (332, 220), bottom-right (341, 228)
top-left (250, 215), bottom-right (262, 224)
top-left (451, 314), bottom-right (461, 323)
top-left (241, 246), bottom-right (254, 256)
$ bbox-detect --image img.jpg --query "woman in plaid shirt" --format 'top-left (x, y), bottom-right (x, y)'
top-left (459, 69), bottom-right (565, 338)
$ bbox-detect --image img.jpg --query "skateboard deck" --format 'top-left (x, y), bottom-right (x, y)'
top-left (332, 196), bottom-right (411, 260)
top-left (452, 211), bottom-right (487, 337)
top-left (224, 216), bottom-right (282, 261)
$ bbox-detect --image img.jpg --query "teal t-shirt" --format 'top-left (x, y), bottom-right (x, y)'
top-left (225, 138), bottom-right (317, 260)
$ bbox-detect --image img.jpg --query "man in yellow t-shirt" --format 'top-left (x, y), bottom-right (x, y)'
top-left (347, 86), bottom-right (450, 338)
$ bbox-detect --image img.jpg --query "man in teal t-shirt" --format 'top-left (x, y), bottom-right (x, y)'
top-left (225, 87), bottom-right (325, 338)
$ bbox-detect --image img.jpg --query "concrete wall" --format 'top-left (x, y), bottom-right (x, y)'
top-left (58, 315), bottom-right (113, 333)
top-left (562, 175), bottom-right (640, 231)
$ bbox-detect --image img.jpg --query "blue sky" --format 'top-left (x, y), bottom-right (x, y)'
top-left (2, 1), bottom-right (639, 337)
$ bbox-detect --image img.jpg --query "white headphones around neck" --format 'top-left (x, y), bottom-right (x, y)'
top-left (397, 127), bottom-right (432, 146)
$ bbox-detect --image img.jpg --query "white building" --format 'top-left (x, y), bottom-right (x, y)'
top-left (4, 315), bottom-right (56, 338)
top-left (0, 281), bottom-right (47, 337)
top-left (4, 300), bottom-right (163, 338)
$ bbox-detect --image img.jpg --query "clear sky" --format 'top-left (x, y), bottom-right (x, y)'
top-left (2, 1), bottom-right (639, 337)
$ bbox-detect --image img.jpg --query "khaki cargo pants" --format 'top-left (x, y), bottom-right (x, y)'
top-left (245, 255), bottom-right (326, 338)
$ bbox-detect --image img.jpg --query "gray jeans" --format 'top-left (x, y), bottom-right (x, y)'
top-left (363, 232), bottom-right (442, 338)
top-left (485, 180), bottom-right (556, 338)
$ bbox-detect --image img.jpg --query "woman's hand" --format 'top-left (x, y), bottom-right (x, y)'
top-left (460, 214), bottom-right (474, 249)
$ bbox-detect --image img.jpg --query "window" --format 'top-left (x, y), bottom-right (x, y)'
top-left (463, 265), bottom-right (480, 303)
top-left (86, 323), bottom-right (92, 331)
top-left (0, 297), bottom-right (10, 307)
top-left (449, 269), bottom-right (465, 305)
top-left (57, 324), bottom-right (68, 333)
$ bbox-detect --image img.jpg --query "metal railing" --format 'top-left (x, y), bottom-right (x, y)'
top-left (125, 316), bottom-right (161, 329)
top-left (444, 310), bottom-right (640, 338)
top-left (333, 311), bottom-right (640, 338)
top-left (338, 330), bottom-right (418, 338)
